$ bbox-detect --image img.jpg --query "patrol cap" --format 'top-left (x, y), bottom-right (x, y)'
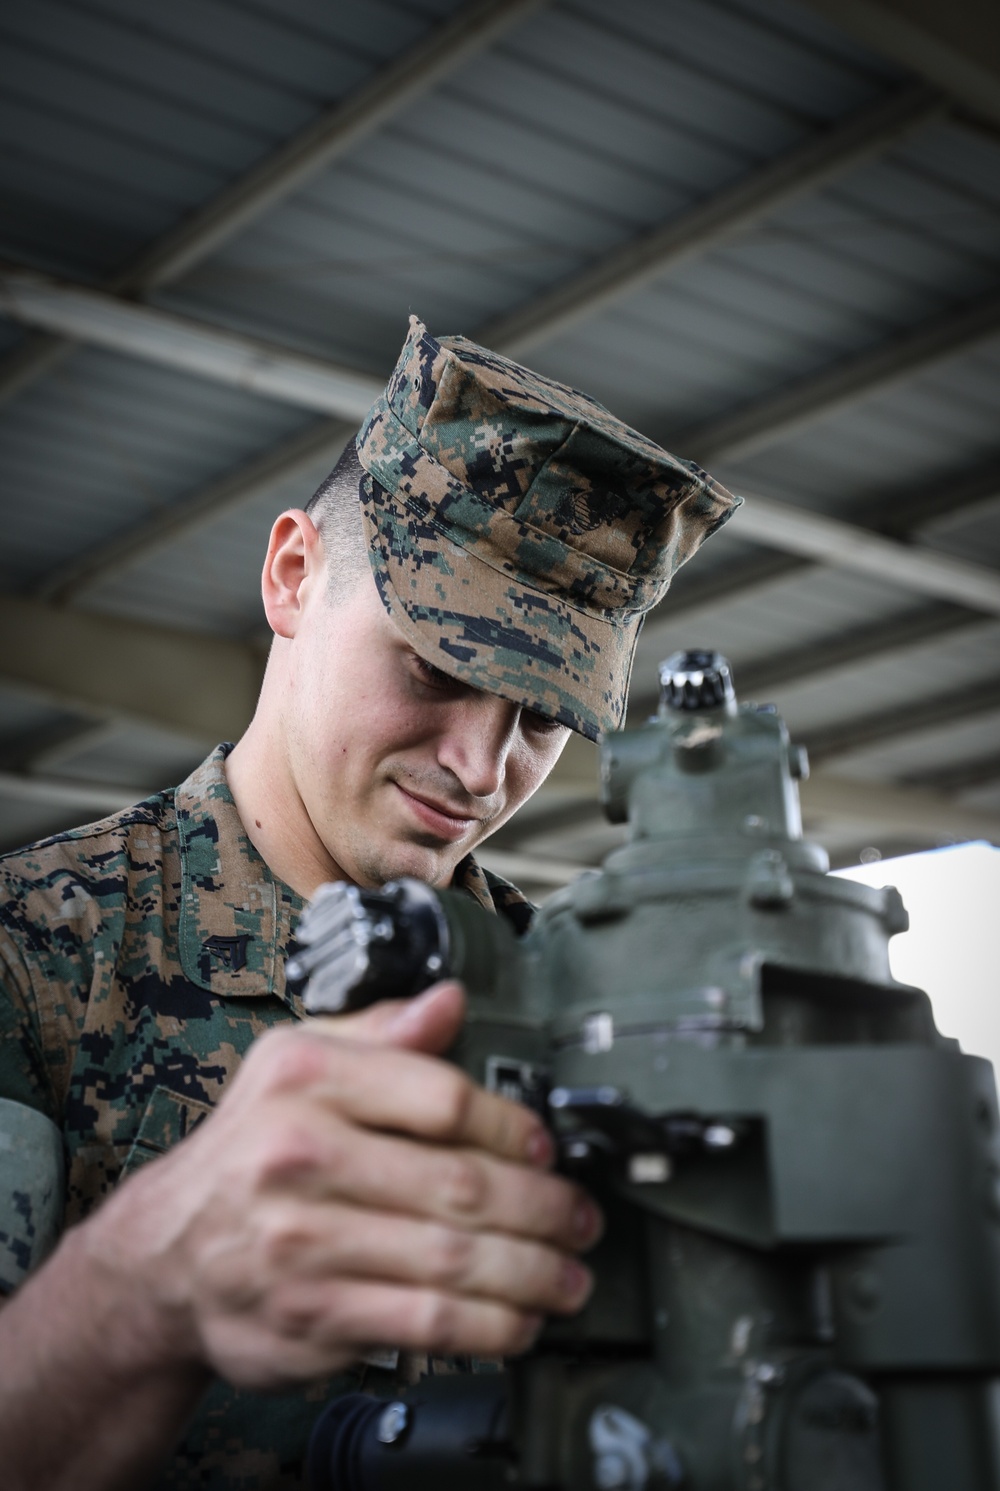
top-left (356, 316), bottom-right (740, 742)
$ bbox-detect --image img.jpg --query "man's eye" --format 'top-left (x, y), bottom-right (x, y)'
top-left (412, 656), bottom-right (456, 690)
top-left (523, 708), bottom-right (565, 737)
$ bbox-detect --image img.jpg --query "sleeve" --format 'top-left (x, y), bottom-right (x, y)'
top-left (0, 911), bottom-right (60, 1123)
top-left (0, 923), bottom-right (65, 1291)
top-left (0, 1094), bottom-right (65, 1291)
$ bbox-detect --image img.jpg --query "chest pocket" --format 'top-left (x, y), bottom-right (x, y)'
top-left (121, 1085), bottom-right (214, 1178)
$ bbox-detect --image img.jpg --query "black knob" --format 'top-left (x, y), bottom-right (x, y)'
top-left (658, 650), bottom-right (735, 712)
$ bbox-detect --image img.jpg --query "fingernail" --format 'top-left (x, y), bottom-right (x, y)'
top-left (386, 997), bottom-right (425, 1035)
top-left (524, 1126), bottom-right (555, 1167)
top-left (573, 1198), bottom-right (603, 1247)
top-left (386, 985), bottom-right (443, 1034)
top-left (561, 1259), bottom-right (593, 1307)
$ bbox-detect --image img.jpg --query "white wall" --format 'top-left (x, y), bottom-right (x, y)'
top-left (836, 842), bottom-right (1000, 1078)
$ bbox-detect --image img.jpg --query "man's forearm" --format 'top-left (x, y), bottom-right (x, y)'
top-left (0, 1221), bottom-right (210, 1491)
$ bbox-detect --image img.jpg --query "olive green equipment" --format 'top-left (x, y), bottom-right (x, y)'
top-left (290, 651), bottom-right (1000, 1491)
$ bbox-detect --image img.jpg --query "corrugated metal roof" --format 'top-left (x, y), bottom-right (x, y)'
top-left (760, 617), bottom-right (1000, 731)
top-left (86, 446), bottom-right (340, 635)
top-left (0, 348), bottom-right (315, 585)
top-left (1, 0), bottom-right (998, 866)
top-left (0, 0), bottom-right (474, 307)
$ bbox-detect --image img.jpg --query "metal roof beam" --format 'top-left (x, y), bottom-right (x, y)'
top-left (800, 771), bottom-right (1000, 846)
top-left (0, 770), bottom-right (139, 816)
top-left (20, 719), bottom-right (122, 774)
top-left (920, 488), bottom-right (1000, 538)
top-left (0, 265), bottom-right (383, 419)
top-left (656, 552), bottom-right (812, 618)
top-left (477, 81), bottom-right (942, 357)
top-left (111, 0), bottom-right (547, 294)
top-left (0, 0), bottom-right (545, 406)
top-left (727, 488), bottom-right (1000, 614)
top-left (630, 457), bottom-right (1000, 730)
top-left (632, 608), bottom-right (993, 726)
top-left (734, 603), bottom-right (986, 698)
top-left (678, 287), bottom-right (1000, 465)
top-left (801, 677), bottom-right (1000, 763)
top-left (636, 469), bottom-right (1000, 681)
top-left (679, 283), bottom-right (1000, 459)
top-left (35, 417), bottom-right (353, 605)
top-left (0, 717), bottom-right (104, 773)
top-left (0, 596), bottom-right (263, 744)
top-left (645, 455), bottom-right (1000, 639)
top-left (793, 0), bottom-right (1000, 131)
top-left (904, 750), bottom-right (1000, 794)
top-left (870, 456), bottom-right (1000, 537)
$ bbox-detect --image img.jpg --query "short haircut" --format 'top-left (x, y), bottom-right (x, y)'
top-left (304, 439), bottom-right (370, 595)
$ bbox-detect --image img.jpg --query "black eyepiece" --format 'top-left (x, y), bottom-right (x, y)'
top-left (308, 1378), bottom-right (511, 1491)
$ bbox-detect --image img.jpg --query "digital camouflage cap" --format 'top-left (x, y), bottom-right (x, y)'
top-left (356, 316), bottom-right (740, 742)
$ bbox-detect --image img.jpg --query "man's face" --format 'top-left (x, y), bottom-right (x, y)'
top-left (284, 565), bottom-right (570, 890)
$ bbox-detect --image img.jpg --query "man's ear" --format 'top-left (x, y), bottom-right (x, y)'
top-left (261, 509), bottom-right (324, 639)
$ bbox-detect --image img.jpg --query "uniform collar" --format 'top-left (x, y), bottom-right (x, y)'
top-left (453, 854), bottom-right (498, 913)
top-left (175, 745), bottom-right (304, 1008)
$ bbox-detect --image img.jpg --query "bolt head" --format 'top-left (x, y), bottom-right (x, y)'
top-left (848, 1269), bottom-right (881, 1313)
top-left (377, 1401), bottom-right (410, 1445)
top-left (704, 1124), bottom-right (737, 1151)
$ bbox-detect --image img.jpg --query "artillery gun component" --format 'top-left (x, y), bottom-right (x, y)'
top-left (300, 651), bottom-right (1000, 1491)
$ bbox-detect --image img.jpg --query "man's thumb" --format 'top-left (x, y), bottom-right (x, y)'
top-left (312, 980), bottom-right (466, 1053)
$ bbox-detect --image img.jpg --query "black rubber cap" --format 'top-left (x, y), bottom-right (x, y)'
top-left (307, 1392), bottom-right (383, 1491)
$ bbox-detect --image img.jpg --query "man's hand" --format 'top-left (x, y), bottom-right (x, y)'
top-left (0, 983), bottom-right (601, 1491)
top-left (82, 982), bottom-right (602, 1390)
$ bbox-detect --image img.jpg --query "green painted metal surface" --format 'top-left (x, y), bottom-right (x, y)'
top-left (305, 654), bottom-right (1000, 1488)
top-left (450, 661), bottom-right (1000, 1487)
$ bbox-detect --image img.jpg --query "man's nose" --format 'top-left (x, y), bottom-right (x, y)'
top-left (437, 696), bottom-right (521, 800)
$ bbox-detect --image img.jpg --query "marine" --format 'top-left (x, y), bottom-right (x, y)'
top-left (0, 316), bottom-right (738, 1489)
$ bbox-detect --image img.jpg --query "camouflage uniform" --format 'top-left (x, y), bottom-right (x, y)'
top-left (0, 744), bottom-right (530, 1489)
top-left (0, 319), bottom-right (739, 1487)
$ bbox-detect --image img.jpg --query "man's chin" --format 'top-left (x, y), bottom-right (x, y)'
top-left (346, 836), bottom-right (470, 890)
